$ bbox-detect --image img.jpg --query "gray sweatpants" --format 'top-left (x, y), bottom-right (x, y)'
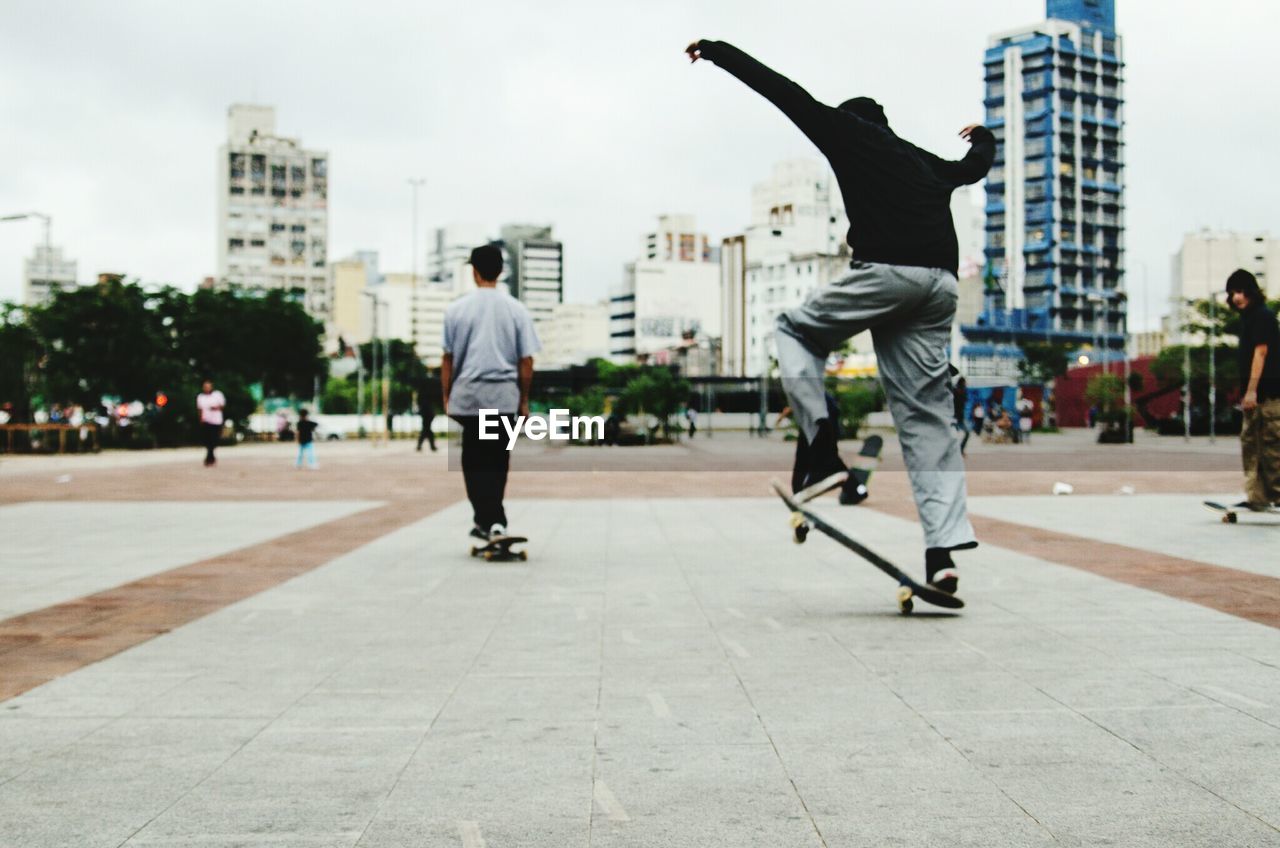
top-left (774, 260), bottom-right (975, 550)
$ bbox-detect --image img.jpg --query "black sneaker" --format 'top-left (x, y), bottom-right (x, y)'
top-left (924, 544), bottom-right (975, 595)
top-left (796, 419), bottom-right (847, 501)
top-left (469, 525), bottom-right (489, 541)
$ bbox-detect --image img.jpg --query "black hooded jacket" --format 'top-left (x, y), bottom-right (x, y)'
top-left (699, 40), bottom-right (996, 276)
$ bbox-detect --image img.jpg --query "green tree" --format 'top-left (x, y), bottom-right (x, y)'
top-left (28, 278), bottom-right (175, 409)
top-left (320, 376), bottom-right (358, 414)
top-left (353, 339), bottom-right (427, 417)
top-left (24, 280), bottom-right (326, 445)
top-left (0, 304), bottom-right (39, 421)
top-left (828, 379), bottom-right (884, 440)
top-left (1017, 341), bottom-right (1074, 385)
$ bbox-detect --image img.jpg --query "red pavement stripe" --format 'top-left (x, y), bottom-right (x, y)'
top-left (0, 500), bottom-right (443, 702)
top-left (867, 501), bottom-right (1280, 629)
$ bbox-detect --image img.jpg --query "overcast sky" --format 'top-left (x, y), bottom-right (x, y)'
top-left (2, 0), bottom-right (1276, 330)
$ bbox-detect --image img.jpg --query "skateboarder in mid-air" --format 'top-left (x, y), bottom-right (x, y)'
top-left (441, 245), bottom-right (541, 543)
top-left (686, 39), bottom-right (995, 595)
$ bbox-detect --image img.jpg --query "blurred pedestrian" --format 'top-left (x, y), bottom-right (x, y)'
top-left (295, 408), bottom-right (319, 470)
top-left (196, 380), bottom-right (226, 467)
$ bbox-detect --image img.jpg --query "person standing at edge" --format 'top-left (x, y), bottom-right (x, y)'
top-left (685, 38), bottom-right (995, 595)
top-left (417, 371), bottom-right (440, 453)
top-left (196, 380), bottom-right (225, 467)
top-left (1227, 269), bottom-right (1280, 510)
top-left (441, 245), bottom-right (540, 542)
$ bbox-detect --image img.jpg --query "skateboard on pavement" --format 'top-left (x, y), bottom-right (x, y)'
top-left (1203, 500), bottom-right (1280, 524)
top-left (772, 479), bottom-right (963, 614)
top-left (470, 535), bottom-right (529, 562)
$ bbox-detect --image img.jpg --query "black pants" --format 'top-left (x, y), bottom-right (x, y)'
top-left (417, 414), bottom-right (436, 451)
top-left (201, 423), bottom-right (221, 464)
top-left (458, 415), bottom-right (512, 530)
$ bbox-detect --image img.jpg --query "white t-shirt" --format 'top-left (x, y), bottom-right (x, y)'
top-left (197, 390), bottom-right (226, 426)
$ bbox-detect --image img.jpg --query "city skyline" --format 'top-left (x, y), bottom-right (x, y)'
top-left (2, 0), bottom-right (1276, 332)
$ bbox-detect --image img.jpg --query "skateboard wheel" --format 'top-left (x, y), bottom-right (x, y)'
top-left (788, 512), bottom-right (805, 530)
top-left (470, 547), bottom-right (479, 556)
top-left (484, 551), bottom-right (494, 561)
top-left (896, 585), bottom-right (914, 615)
top-left (519, 550), bottom-right (528, 561)
top-left (1226, 513), bottom-right (1238, 524)
top-left (793, 523), bottom-right (809, 544)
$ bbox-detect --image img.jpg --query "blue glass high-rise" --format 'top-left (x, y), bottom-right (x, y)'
top-left (961, 0), bottom-right (1125, 376)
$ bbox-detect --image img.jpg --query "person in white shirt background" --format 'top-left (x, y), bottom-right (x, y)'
top-left (196, 380), bottom-right (226, 467)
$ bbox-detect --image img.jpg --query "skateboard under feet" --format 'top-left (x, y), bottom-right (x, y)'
top-left (470, 535), bottom-right (529, 562)
top-left (774, 480), bottom-right (963, 614)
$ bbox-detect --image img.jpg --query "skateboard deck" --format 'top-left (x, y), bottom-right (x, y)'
top-left (773, 479), bottom-right (963, 614)
top-left (470, 535), bottom-right (529, 562)
top-left (840, 434), bottom-right (884, 505)
top-left (1203, 500), bottom-right (1280, 524)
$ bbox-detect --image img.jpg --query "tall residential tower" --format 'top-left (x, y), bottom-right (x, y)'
top-left (961, 0), bottom-right (1126, 376)
top-left (216, 105), bottom-right (330, 320)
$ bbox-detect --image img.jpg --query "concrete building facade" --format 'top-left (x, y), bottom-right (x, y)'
top-left (23, 244), bottom-right (78, 306)
top-left (1172, 230), bottom-right (1280, 306)
top-left (962, 0), bottom-right (1126, 376)
top-left (610, 215), bottom-right (720, 362)
top-left (216, 105), bottom-right (329, 319)
top-left (496, 224), bottom-right (563, 323)
top-left (538, 302), bottom-right (611, 369)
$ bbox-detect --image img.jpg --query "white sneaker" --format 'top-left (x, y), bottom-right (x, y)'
top-left (489, 523), bottom-right (507, 540)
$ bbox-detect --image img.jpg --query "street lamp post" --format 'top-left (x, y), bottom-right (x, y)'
top-left (1209, 291), bottom-right (1217, 445)
top-left (362, 291), bottom-right (382, 444)
top-left (408, 177), bottom-right (425, 351)
top-left (1182, 298), bottom-right (1191, 443)
top-left (1206, 235), bottom-right (1216, 444)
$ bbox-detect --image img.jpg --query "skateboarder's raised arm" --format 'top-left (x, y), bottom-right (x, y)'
top-left (923, 124), bottom-right (998, 187)
top-left (690, 40), bottom-right (831, 151)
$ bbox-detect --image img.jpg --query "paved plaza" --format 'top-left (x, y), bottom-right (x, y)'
top-left (2, 432), bottom-right (1278, 846)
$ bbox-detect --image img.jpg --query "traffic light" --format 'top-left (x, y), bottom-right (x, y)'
top-left (155, 392), bottom-right (168, 408)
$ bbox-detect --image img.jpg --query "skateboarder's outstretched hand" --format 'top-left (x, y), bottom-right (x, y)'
top-left (685, 41), bottom-right (703, 62)
top-left (958, 124), bottom-right (985, 143)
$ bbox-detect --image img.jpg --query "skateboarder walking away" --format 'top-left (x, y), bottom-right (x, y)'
top-left (1227, 270), bottom-right (1280, 509)
top-left (686, 39), bottom-right (995, 594)
top-left (196, 380), bottom-right (225, 467)
top-left (441, 245), bottom-right (541, 542)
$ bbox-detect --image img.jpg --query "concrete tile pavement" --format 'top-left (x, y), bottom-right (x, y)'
top-left (2, 491), bottom-right (1279, 846)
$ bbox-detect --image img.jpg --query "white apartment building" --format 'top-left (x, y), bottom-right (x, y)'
top-left (610, 215), bottom-right (720, 361)
top-left (412, 284), bottom-right (457, 368)
top-left (216, 104), bottom-right (329, 319)
top-left (1172, 230), bottom-right (1280, 306)
top-left (23, 244), bottom-right (78, 305)
top-left (721, 160), bottom-right (852, 377)
top-left (744, 159), bottom-right (846, 262)
top-left (364, 273), bottom-right (415, 346)
top-left (538, 302), bottom-right (611, 369)
top-left (744, 251), bottom-right (866, 377)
